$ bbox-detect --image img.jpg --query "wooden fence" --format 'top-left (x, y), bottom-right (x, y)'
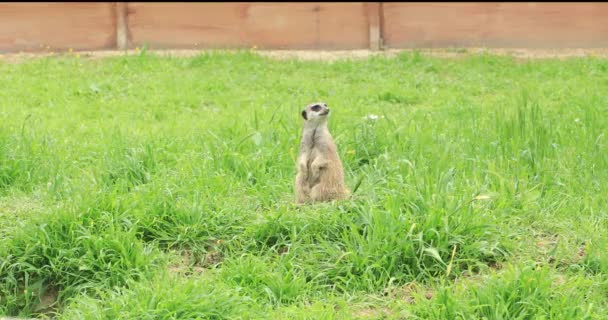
top-left (1, 2), bottom-right (608, 53)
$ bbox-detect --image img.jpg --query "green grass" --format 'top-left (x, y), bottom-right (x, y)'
top-left (0, 50), bottom-right (606, 319)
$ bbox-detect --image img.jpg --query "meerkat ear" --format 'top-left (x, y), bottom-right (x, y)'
top-left (301, 110), bottom-right (307, 120)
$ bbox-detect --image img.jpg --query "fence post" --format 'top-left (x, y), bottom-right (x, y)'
top-left (115, 2), bottom-right (128, 50)
top-left (366, 2), bottom-right (383, 50)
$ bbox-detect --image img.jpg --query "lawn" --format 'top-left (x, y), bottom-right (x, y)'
top-left (0, 50), bottom-right (606, 319)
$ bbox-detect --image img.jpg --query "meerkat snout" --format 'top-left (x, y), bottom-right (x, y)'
top-left (295, 102), bottom-right (349, 204)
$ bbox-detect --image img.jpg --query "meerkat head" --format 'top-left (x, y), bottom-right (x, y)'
top-left (301, 102), bottom-right (330, 123)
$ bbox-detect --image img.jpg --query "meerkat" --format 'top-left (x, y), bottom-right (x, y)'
top-left (295, 102), bottom-right (349, 204)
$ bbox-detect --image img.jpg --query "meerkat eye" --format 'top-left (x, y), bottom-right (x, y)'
top-left (311, 105), bottom-right (322, 112)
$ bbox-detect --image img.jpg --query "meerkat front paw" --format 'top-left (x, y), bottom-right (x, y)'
top-left (310, 163), bottom-right (326, 184)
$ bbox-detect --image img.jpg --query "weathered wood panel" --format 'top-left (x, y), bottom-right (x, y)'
top-left (126, 2), bottom-right (370, 49)
top-left (383, 2), bottom-right (608, 48)
top-left (0, 3), bottom-right (115, 52)
top-left (2, 2), bottom-right (608, 53)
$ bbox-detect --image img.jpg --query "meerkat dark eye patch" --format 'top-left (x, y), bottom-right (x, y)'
top-left (301, 110), bottom-right (308, 120)
top-left (311, 105), bottom-right (322, 112)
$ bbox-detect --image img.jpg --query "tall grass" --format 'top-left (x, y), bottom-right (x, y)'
top-left (0, 50), bottom-right (606, 318)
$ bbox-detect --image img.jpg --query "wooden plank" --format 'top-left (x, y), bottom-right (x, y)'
top-left (126, 3), bottom-right (369, 50)
top-left (383, 2), bottom-right (608, 48)
top-left (0, 3), bottom-right (115, 52)
top-left (365, 2), bottom-right (382, 50)
top-left (115, 2), bottom-right (128, 50)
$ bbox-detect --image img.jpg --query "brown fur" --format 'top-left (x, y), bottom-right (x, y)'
top-left (295, 102), bottom-right (349, 204)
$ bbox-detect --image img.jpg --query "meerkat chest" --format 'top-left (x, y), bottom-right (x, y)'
top-left (298, 143), bottom-right (324, 175)
top-left (298, 127), bottom-right (333, 172)
top-left (305, 147), bottom-right (322, 166)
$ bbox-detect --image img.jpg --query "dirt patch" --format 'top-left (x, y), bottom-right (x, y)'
top-left (351, 306), bottom-right (396, 319)
top-left (167, 250), bottom-right (207, 276)
top-left (2, 48), bottom-right (608, 64)
top-left (535, 233), bottom-right (559, 264)
top-left (166, 243), bottom-right (224, 276)
top-left (260, 48), bottom-right (608, 61)
top-left (0, 197), bottom-right (50, 239)
top-left (0, 196), bottom-right (45, 216)
top-left (32, 285), bottom-right (60, 315)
